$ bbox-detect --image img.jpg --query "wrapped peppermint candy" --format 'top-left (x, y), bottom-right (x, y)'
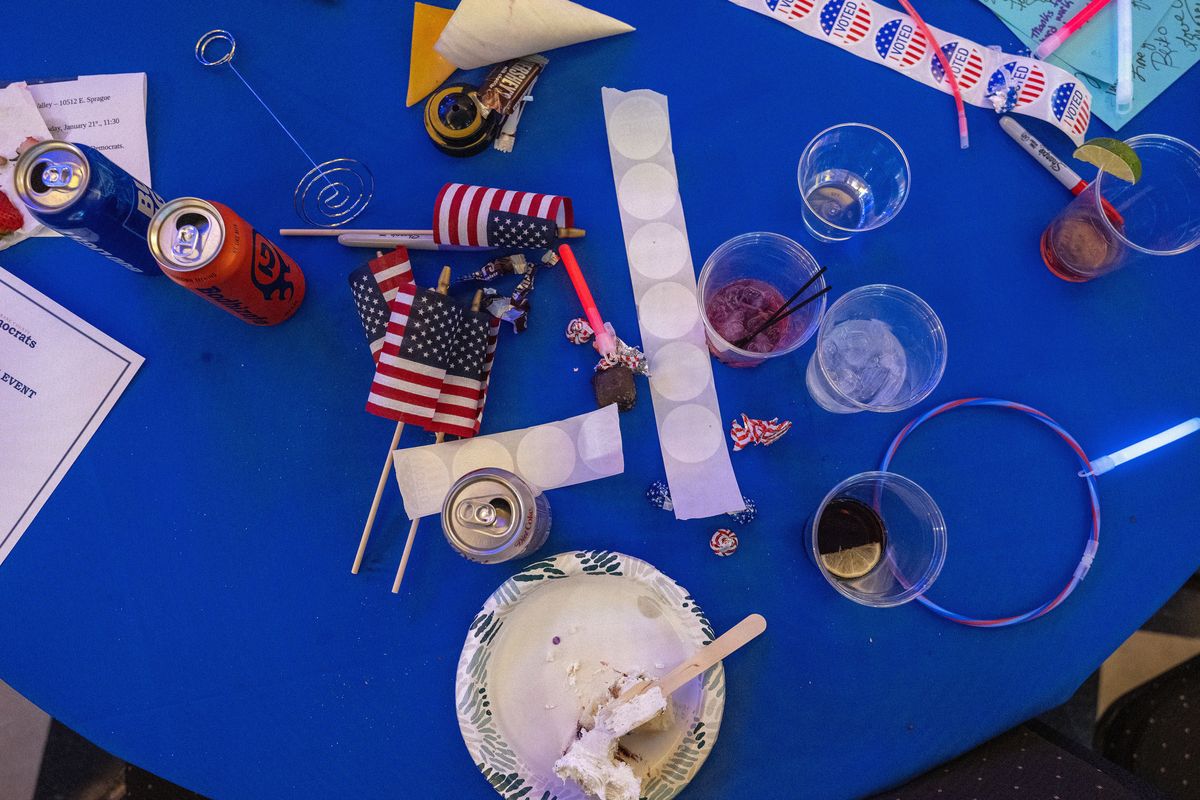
top-left (710, 529), bottom-right (739, 557)
top-left (566, 317), bottom-right (593, 345)
top-left (566, 317), bottom-right (650, 377)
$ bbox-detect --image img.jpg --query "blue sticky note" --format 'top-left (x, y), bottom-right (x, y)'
top-left (980, 0), bottom-right (1176, 85)
top-left (1066, 3), bottom-right (1200, 130)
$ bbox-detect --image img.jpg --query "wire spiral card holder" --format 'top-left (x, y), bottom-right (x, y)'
top-left (195, 30), bottom-right (373, 228)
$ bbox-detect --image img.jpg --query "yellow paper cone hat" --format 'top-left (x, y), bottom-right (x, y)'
top-left (435, 0), bottom-right (634, 70)
top-left (407, 3), bottom-right (458, 107)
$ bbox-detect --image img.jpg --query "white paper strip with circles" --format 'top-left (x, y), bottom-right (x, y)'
top-left (391, 404), bottom-right (624, 519)
top-left (602, 88), bottom-right (744, 521)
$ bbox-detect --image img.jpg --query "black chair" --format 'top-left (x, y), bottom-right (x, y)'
top-left (1097, 653), bottom-right (1200, 800)
top-left (871, 720), bottom-right (1164, 799)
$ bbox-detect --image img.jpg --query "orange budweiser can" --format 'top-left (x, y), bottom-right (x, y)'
top-left (147, 198), bottom-right (305, 325)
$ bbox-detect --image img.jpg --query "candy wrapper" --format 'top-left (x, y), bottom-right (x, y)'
top-left (480, 55), bottom-right (547, 115)
top-left (730, 414), bottom-right (792, 451)
top-left (480, 251), bottom-right (559, 332)
top-left (645, 480), bottom-right (674, 511)
top-left (710, 529), bottom-right (739, 557)
top-left (728, 496), bottom-right (757, 525)
top-left (728, 0), bottom-right (1093, 144)
top-left (565, 317), bottom-right (650, 376)
top-left (484, 267), bottom-right (537, 332)
top-left (648, 481), bottom-right (756, 525)
top-left (480, 55), bottom-right (548, 154)
top-left (456, 254), bottom-right (531, 284)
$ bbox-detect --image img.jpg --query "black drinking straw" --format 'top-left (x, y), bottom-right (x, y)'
top-left (732, 267), bottom-right (830, 349)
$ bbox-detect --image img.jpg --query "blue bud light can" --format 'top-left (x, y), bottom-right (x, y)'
top-left (14, 141), bottom-right (164, 275)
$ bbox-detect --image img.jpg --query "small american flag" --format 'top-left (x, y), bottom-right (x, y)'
top-left (473, 317), bottom-right (501, 434)
top-left (348, 248), bottom-right (416, 362)
top-left (428, 309), bottom-right (493, 438)
top-left (432, 183), bottom-right (574, 249)
top-left (365, 289), bottom-right (463, 424)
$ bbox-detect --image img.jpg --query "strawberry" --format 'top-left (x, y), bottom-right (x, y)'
top-left (0, 190), bottom-right (24, 236)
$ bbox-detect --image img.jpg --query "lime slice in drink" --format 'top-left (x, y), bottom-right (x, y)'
top-left (1073, 138), bottom-right (1142, 184)
top-left (820, 541), bottom-right (882, 580)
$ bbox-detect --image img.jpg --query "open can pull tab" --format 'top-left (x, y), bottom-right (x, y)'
top-left (171, 224), bottom-right (205, 262)
top-left (454, 497), bottom-right (513, 536)
top-left (40, 163), bottom-right (75, 189)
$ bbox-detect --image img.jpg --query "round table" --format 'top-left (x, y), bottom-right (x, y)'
top-left (2, 2), bottom-right (1199, 798)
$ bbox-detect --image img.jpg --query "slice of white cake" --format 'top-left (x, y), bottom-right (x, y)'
top-left (553, 680), bottom-right (668, 800)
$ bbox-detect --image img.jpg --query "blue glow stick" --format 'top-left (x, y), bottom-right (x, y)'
top-left (1082, 418), bottom-right (1200, 476)
top-left (1116, 0), bottom-right (1134, 115)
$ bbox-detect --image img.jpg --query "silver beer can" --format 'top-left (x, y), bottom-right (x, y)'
top-left (441, 468), bottom-right (551, 564)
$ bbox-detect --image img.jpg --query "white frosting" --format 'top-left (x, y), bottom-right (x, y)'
top-left (553, 727), bottom-right (640, 800)
top-left (601, 686), bottom-right (667, 737)
top-left (553, 679), bottom-right (669, 800)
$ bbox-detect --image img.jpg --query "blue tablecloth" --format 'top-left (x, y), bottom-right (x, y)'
top-left (2, 2), bottom-right (1198, 798)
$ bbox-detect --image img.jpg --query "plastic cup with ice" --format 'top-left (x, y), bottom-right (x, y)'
top-left (806, 285), bottom-right (946, 414)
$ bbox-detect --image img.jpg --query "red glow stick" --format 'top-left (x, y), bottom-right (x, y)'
top-left (558, 244), bottom-right (617, 357)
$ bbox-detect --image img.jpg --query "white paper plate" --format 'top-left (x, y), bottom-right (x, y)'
top-left (455, 550), bottom-right (725, 800)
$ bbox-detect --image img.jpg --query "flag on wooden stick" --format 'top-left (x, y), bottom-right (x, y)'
top-left (366, 289), bottom-right (463, 425)
top-left (348, 248), bottom-right (417, 362)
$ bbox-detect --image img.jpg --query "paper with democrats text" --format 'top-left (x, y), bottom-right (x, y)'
top-left (0, 267), bottom-right (143, 567)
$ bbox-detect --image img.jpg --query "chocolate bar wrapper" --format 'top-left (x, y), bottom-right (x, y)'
top-left (479, 54), bottom-right (548, 115)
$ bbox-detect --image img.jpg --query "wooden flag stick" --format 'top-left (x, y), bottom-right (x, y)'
top-left (351, 251), bottom-right (403, 574)
top-left (351, 420), bottom-right (404, 573)
top-left (390, 269), bottom-right (463, 595)
top-left (392, 431), bottom-right (443, 593)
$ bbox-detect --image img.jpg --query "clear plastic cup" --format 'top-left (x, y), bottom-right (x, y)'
top-left (805, 285), bottom-right (946, 414)
top-left (809, 471), bottom-right (947, 607)
top-left (698, 232), bottom-right (827, 368)
top-left (798, 123), bottom-right (911, 243)
top-left (1040, 134), bottom-right (1200, 282)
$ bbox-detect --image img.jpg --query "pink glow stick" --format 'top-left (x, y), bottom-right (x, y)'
top-left (1035, 0), bottom-right (1114, 60)
top-left (897, 0), bottom-right (969, 149)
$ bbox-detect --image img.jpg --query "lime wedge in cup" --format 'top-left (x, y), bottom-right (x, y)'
top-left (1074, 138), bottom-right (1142, 184)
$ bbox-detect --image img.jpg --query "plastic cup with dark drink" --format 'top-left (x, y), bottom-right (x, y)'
top-left (1041, 135), bottom-right (1200, 282)
top-left (698, 233), bottom-right (827, 368)
top-left (809, 471), bottom-right (946, 608)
